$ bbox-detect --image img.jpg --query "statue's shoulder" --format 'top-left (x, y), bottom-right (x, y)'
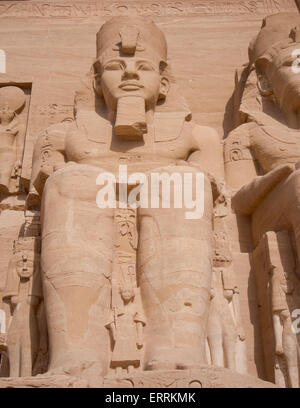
top-left (36, 119), bottom-right (76, 150)
top-left (191, 122), bottom-right (221, 148)
top-left (44, 119), bottom-right (75, 137)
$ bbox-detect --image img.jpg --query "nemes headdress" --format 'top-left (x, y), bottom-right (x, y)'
top-left (96, 17), bottom-right (167, 67)
top-left (249, 12), bottom-right (300, 65)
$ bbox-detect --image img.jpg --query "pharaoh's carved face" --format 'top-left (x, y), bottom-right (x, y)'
top-left (98, 56), bottom-right (167, 112)
top-left (265, 44), bottom-right (300, 112)
top-left (16, 253), bottom-right (34, 279)
top-left (120, 287), bottom-right (134, 302)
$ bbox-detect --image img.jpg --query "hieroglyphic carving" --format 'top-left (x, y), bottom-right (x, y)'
top-left (106, 206), bottom-right (146, 374)
top-left (37, 104), bottom-right (73, 127)
top-left (0, 0), bottom-right (296, 18)
top-left (23, 210), bottom-right (41, 238)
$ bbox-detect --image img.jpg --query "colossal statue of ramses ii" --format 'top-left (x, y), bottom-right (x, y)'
top-left (28, 17), bottom-right (224, 382)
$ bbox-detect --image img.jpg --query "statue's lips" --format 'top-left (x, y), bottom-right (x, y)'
top-left (119, 82), bottom-right (144, 91)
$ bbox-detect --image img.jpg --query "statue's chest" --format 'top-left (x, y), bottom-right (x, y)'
top-left (250, 125), bottom-right (300, 172)
top-left (66, 113), bottom-right (192, 162)
top-left (0, 125), bottom-right (18, 145)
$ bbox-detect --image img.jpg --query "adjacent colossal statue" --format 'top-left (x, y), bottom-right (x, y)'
top-left (225, 13), bottom-right (300, 387)
top-left (225, 13), bottom-right (300, 260)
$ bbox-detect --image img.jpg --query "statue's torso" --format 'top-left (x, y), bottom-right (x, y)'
top-left (250, 124), bottom-right (300, 173)
top-left (64, 115), bottom-right (195, 174)
top-left (0, 122), bottom-right (18, 152)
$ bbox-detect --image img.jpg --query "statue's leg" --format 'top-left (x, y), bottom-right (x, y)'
top-left (7, 322), bottom-right (21, 377)
top-left (20, 303), bottom-right (33, 377)
top-left (207, 309), bottom-right (224, 367)
top-left (7, 344), bottom-right (20, 377)
top-left (222, 325), bottom-right (237, 371)
top-left (138, 166), bottom-right (213, 370)
top-left (0, 149), bottom-right (15, 193)
top-left (235, 338), bottom-right (248, 374)
top-left (20, 300), bottom-right (39, 377)
top-left (41, 164), bottom-right (113, 379)
top-left (282, 321), bottom-right (299, 388)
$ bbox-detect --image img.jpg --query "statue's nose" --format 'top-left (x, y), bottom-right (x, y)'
top-left (122, 65), bottom-right (139, 80)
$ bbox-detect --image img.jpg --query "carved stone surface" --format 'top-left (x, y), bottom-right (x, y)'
top-left (0, 367), bottom-right (276, 388)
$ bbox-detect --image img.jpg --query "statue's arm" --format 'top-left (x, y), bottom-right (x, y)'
top-left (15, 123), bottom-right (26, 166)
top-left (224, 122), bottom-right (258, 190)
top-left (232, 291), bottom-right (246, 341)
top-left (273, 312), bottom-right (283, 355)
top-left (224, 123), bottom-right (294, 215)
top-left (188, 124), bottom-right (224, 182)
top-left (28, 123), bottom-right (68, 208)
top-left (232, 163), bottom-right (294, 215)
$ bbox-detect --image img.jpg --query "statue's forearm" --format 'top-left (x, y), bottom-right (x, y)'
top-left (16, 133), bottom-right (25, 162)
top-left (232, 164), bottom-right (294, 215)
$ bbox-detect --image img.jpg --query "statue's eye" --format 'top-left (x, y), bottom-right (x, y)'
top-left (137, 62), bottom-right (154, 71)
top-left (282, 58), bottom-right (294, 67)
top-left (104, 62), bottom-right (123, 71)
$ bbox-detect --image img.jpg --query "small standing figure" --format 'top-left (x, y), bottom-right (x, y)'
top-left (0, 309), bottom-right (6, 343)
top-left (106, 282), bottom-right (146, 375)
top-left (270, 266), bottom-right (299, 388)
top-left (0, 86), bottom-right (26, 194)
top-left (206, 227), bottom-right (247, 373)
top-left (0, 308), bottom-right (9, 377)
top-left (106, 205), bottom-right (146, 374)
top-left (2, 237), bottom-right (42, 377)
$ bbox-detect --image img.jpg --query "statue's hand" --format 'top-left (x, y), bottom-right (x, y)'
top-left (11, 295), bottom-right (20, 306)
top-left (275, 343), bottom-right (284, 356)
top-left (137, 340), bottom-right (143, 349)
top-left (223, 289), bottom-right (234, 301)
top-left (238, 329), bottom-right (246, 342)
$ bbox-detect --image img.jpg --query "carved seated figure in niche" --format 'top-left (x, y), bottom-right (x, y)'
top-left (0, 86), bottom-right (26, 195)
top-left (29, 17), bottom-right (224, 381)
top-left (224, 13), bottom-right (300, 268)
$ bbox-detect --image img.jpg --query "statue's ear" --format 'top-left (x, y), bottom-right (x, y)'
top-left (158, 76), bottom-right (170, 101)
top-left (255, 53), bottom-right (274, 96)
top-left (257, 73), bottom-right (273, 96)
top-left (158, 61), bottom-right (170, 101)
top-left (92, 59), bottom-right (102, 96)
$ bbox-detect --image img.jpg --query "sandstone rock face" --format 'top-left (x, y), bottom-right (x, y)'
top-left (0, 0), bottom-right (299, 388)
